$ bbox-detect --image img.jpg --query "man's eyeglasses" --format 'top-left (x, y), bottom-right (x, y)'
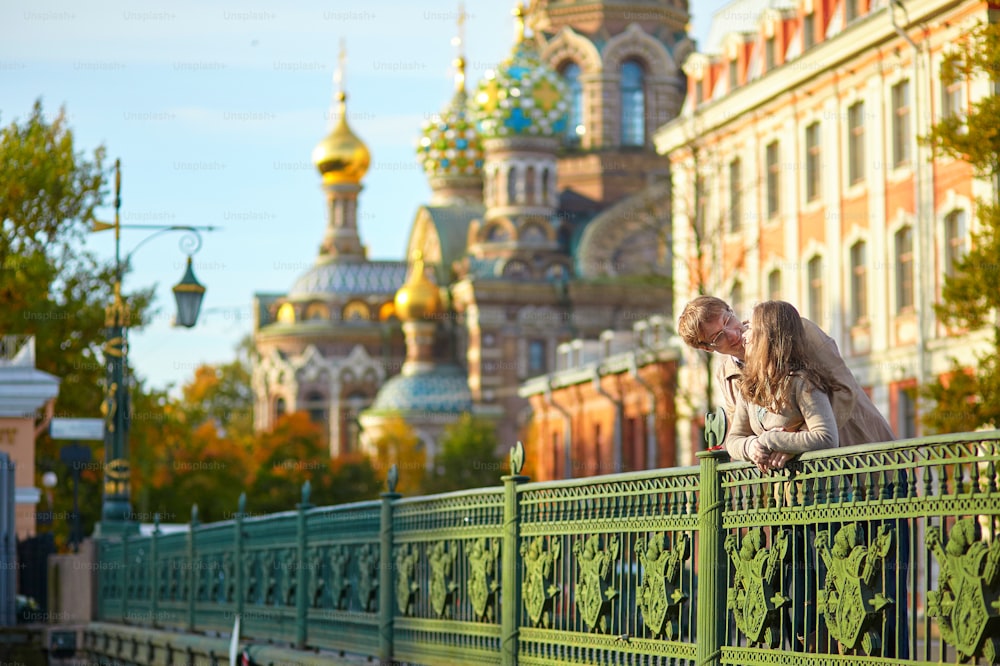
top-left (705, 312), bottom-right (734, 349)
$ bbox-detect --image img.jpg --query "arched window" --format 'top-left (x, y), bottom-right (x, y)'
top-left (541, 168), bottom-right (552, 205)
top-left (561, 62), bottom-right (583, 146)
top-left (620, 60), bottom-right (645, 146)
top-left (304, 302), bottom-right (329, 321)
top-left (525, 165), bottom-right (536, 204)
top-left (305, 390), bottom-right (326, 424)
top-left (507, 166), bottom-right (517, 204)
top-left (276, 302), bottom-right (295, 324)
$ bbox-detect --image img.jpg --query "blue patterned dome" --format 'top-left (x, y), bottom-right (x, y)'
top-left (472, 30), bottom-right (568, 139)
top-left (418, 88), bottom-right (484, 179)
top-left (368, 364), bottom-right (472, 414)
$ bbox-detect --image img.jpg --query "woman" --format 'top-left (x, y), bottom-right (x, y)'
top-left (725, 300), bottom-right (847, 471)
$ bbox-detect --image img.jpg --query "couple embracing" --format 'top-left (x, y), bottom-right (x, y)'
top-left (678, 296), bottom-right (895, 470)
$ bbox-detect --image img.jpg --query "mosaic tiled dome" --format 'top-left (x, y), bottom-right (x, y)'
top-left (368, 364), bottom-right (472, 414)
top-left (473, 36), bottom-right (568, 139)
top-left (418, 88), bottom-right (484, 179)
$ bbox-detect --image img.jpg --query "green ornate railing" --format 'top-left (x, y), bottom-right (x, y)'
top-left (92, 426), bottom-right (1000, 665)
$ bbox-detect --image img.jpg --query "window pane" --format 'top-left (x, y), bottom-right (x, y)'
top-left (621, 61), bottom-right (645, 146)
top-left (808, 257), bottom-right (823, 324)
top-left (806, 122), bottom-right (821, 201)
top-left (768, 269), bottom-right (781, 301)
top-left (892, 81), bottom-right (911, 167)
top-left (944, 211), bottom-right (966, 278)
top-left (848, 102), bottom-right (865, 184)
top-left (766, 141), bottom-right (780, 218)
top-left (729, 157), bottom-right (741, 231)
top-left (850, 241), bottom-right (867, 323)
top-left (562, 62), bottom-right (583, 146)
top-left (896, 227), bottom-right (914, 311)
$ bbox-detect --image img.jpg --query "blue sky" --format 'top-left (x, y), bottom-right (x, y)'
top-left (1, 0), bottom-right (729, 395)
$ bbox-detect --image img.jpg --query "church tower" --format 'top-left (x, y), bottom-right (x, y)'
top-left (312, 42), bottom-right (370, 260)
top-left (529, 0), bottom-right (692, 205)
top-left (252, 43), bottom-right (407, 457)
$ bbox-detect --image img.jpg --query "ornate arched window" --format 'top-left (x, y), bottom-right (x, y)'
top-left (620, 60), bottom-right (646, 146)
top-left (561, 62), bottom-right (583, 146)
top-left (276, 302), bottom-right (295, 324)
top-left (304, 390), bottom-right (326, 424)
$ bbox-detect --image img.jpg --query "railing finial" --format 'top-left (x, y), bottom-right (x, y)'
top-left (510, 440), bottom-right (525, 476)
top-left (387, 464), bottom-right (399, 493)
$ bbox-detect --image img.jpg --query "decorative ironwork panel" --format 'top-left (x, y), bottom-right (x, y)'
top-left (389, 489), bottom-right (504, 660)
top-left (718, 432), bottom-right (1000, 663)
top-left (517, 468), bottom-right (701, 663)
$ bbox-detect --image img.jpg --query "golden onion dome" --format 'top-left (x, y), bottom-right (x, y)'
top-left (394, 252), bottom-right (443, 321)
top-left (312, 92), bottom-right (371, 185)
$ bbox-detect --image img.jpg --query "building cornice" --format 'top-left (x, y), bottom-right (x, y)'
top-left (655, 0), bottom-right (966, 155)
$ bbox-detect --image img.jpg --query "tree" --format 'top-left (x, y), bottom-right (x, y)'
top-left (247, 411), bottom-right (331, 514)
top-left (0, 100), bottom-right (154, 547)
top-left (369, 417), bottom-right (426, 495)
top-left (921, 22), bottom-right (1000, 433)
top-left (424, 414), bottom-right (504, 493)
top-left (180, 335), bottom-right (255, 441)
top-left (141, 418), bottom-right (252, 523)
top-left (327, 453), bottom-right (383, 504)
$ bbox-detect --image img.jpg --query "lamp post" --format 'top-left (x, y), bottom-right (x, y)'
top-left (93, 159), bottom-right (216, 537)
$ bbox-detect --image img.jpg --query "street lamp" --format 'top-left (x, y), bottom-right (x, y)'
top-left (92, 159), bottom-right (216, 537)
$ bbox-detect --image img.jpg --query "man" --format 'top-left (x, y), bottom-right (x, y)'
top-left (678, 296), bottom-right (895, 467)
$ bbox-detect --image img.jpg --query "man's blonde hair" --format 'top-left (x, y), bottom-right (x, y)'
top-left (678, 295), bottom-right (731, 349)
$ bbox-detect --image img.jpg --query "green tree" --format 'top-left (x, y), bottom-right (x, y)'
top-left (0, 100), bottom-right (155, 547)
top-left (327, 453), bottom-right (383, 504)
top-left (424, 414), bottom-right (504, 493)
top-left (180, 335), bottom-right (255, 441)
top-left (922, 22), bottom-right (1000, 433)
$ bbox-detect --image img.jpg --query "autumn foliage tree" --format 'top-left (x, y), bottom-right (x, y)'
top-left (369, 417), bottom-right (426, 495)
top-left (921, 22), bottom-right (1000, 433)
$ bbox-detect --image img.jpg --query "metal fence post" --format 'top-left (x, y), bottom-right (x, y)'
top-left (501, 442), bottom-right (528, 666)
top-left (295, 482), bottom-right (313, 650)
top-left (696, 409), bottom-right (728, 666)
top-left (188, 504), bottom-right (200, 631)
top-left (120, 532), bottom-right (129, 625)
top-left (235, 493), bottom-right (246, 624)
top-left (379, 465), bottom-right (401, 664)
top-left (151, 515), bottom-right (159, 627)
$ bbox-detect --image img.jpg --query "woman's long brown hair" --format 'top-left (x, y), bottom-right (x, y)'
top-left (738, 300), bottom-right (845, 411)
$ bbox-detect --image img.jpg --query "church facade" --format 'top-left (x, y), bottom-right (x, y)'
top-left (252, 0), bottom-right (692, 464)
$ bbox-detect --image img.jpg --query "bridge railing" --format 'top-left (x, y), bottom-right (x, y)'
top-left (94, 428), bottom-right (1000, 666)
